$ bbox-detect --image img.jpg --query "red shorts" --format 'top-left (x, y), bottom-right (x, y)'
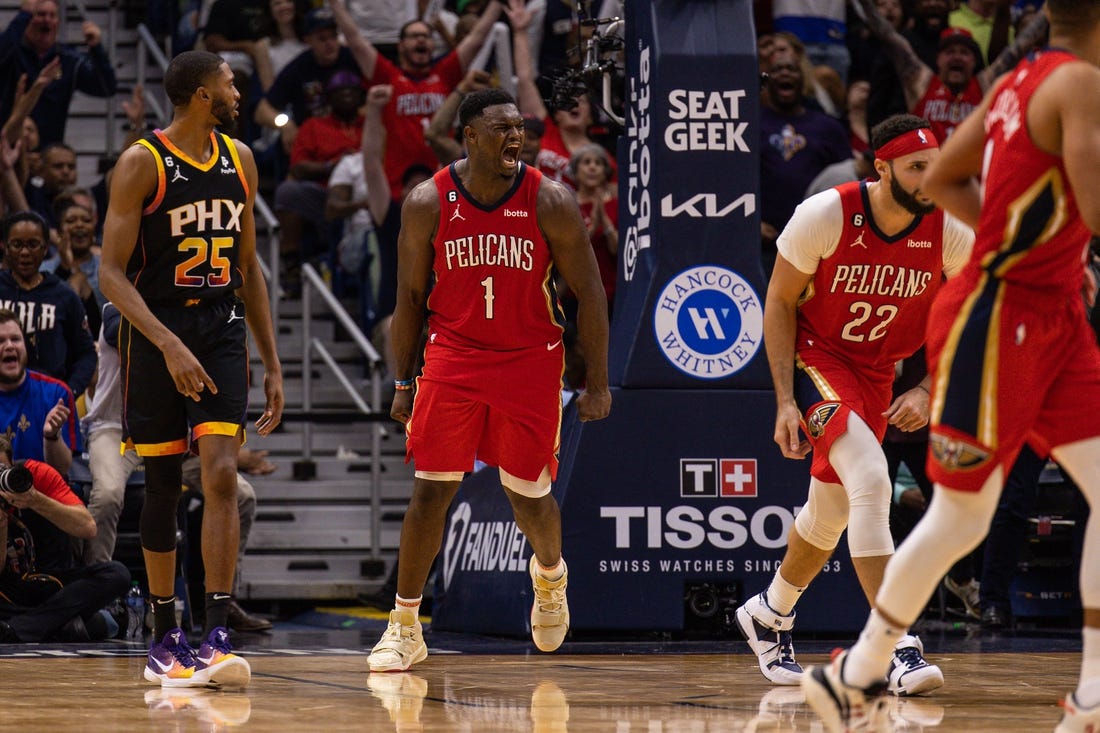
top-left (405, 338), bottom-right (564, 482)
top-left (794, 348), bottom-right (894, 484)
top-left (926, 276), bottom-right (1100, 491)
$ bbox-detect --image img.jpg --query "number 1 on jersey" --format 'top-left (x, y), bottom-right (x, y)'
top-left (480, 275), bottom-right (495, 319)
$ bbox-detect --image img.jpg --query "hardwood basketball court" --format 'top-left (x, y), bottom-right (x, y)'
top-left (0, 625), bottom-right (1080, 731)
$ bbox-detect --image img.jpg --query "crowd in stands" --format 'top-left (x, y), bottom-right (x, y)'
top-left (0, 0), bottom-right (1073, 642)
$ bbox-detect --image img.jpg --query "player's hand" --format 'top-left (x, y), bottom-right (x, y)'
top-left (254, 370), bottom-right (283, 436)
top-left (774, 401), bottom-right (810, 459)
top-left (162, 338), bottom-right (215, 402)
top-left (390, 389), bottom-right (413, 425)
top-left (576, 387), bottom-right (611, 422)
top-left (883, 386), bottom-right (930, 432)
top-left (43, 397), bottom-right (69, 441)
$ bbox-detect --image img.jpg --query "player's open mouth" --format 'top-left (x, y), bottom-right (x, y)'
top-left (1, 353), bottom-right (18, 367)
top-left (502, 145), bottom-right (520, 165)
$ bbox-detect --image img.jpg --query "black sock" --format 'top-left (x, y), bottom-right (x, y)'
top-left (205, 592), bottom-right (232, 634)
top-left (150, 595), bottom-right (177, 640)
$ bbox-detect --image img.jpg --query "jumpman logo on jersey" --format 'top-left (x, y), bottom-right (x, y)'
top-left (850, 231), bottom-right (866, 248)
top-left (227, 304), bottom-right (244, 324)
top-left (450, 204), bottom-right (466, 223)
top-left (171, 166), bottom-right (188, 183)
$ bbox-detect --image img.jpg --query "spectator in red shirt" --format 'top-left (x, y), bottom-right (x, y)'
top-left (330, 0), bottom-right (504, 198)
top-left (0, 433), bottom-right (130, 643)
top-left (274, 69), bottom-right (365, 285)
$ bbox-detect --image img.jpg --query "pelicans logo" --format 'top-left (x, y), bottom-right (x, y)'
top-left (806, 402), bottom-right (840, 439)
top-left (930, 433), bottom-right (991, 470)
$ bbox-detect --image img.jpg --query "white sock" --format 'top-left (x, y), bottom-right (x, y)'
top-left (845, 609), bottom-right (906, 688)
top-left (395, 594), bottom-right (422, 621)
top-left (1077, 627), bottom-right (1100, 708)
top-left (536, 558), bottom-right (565, 582)
top-left (765, 569), bottom-right (806, 616)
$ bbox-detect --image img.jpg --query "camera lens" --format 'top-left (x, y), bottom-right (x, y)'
top-left (0, 464), bottom-right (33, 493)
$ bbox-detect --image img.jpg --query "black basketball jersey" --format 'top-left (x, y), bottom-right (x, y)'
top-left (129, 130), bottom-right (249, 302)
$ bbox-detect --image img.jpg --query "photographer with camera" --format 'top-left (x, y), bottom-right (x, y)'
top-left (0, 431), bottom-right (130, 642)
top-left (0, 307), bottom-right (79, 477)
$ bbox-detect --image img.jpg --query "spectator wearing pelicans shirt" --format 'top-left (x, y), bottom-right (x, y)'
top-left (855, 0), bottom-right (1050, 140)
top-left (330, 0), bottom-right (504, 198)
top-left (0, 211), bottom-right (96, 399)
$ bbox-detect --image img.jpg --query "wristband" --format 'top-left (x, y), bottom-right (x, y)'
top-left (916, 384), bottom-right (930, 395)
top-left (44, 432), bottom-right (59, 441)
top-left (394, 379), bottom-right (414, 392)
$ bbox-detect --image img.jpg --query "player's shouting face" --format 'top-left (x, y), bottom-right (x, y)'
top-left (469, 102), bottom-right (526, 178)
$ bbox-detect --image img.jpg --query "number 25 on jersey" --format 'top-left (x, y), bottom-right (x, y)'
top-left (175, 236), bottom-right (232, 288)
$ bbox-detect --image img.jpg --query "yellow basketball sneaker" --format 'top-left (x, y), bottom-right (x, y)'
top-left (368, 610), bottom-right (428, 672)
top-left (529, 557), bottom-right (569, 652)
top-left (194, 627), bottom-right (251, 688)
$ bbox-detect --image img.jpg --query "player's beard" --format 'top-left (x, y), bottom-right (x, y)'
top-left (211, 97), bottom-right (237, 133)
top-left (890, 173), bottom-right (936, 216)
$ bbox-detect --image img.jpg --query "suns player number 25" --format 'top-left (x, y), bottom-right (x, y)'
top-left (175, 236), bottom-right (232, 288)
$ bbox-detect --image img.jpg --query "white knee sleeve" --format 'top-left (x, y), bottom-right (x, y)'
top-left (1053, 437), bottom-right (1100, 608)
top-left (876, 468), bottom-right (1003, 626)
top-left (794, 477), bottom-right (850, 551)
top-left (830, 413), bottom-right (894, 558)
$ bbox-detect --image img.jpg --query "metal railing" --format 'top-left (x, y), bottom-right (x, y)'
top-left (301, 263), bottom-right (387, 561)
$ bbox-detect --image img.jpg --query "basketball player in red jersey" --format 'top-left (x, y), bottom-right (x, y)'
top-left (804, 1), bottom-right (1100, 729)
top-left (367, 88), bottom-right (611, 673)
top-left (100, 51), bottom-right (283, 688)
top-left (736, 114), bottom-right (973, 695)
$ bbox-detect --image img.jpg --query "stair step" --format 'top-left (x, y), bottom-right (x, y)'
top-left (255, 479), bottom-right (412, 503)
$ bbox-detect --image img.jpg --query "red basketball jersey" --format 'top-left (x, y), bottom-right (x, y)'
top-left (912, 76), bottom-right (983, 141)
top-left (967, 49), bottom-right (1092, 300)
top-left (429, 162), bottom-right (563, 351)
top-left (796, 181), bottom-right (947, 372)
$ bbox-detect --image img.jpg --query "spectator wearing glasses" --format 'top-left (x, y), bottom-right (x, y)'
top-left (0, 210), bottom-right (96, 398)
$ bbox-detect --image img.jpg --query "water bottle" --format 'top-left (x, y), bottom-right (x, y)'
top-left (125, 582), bottom-right (145, 641)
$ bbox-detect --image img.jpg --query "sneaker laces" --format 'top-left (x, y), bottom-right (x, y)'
top-left (164, 639), bottom-right (198, 668)
top-left (776, 630), bottom-right (797, 666)
top-left (380, 618), bottom-right (419, 644)
top-left (533, 579), bottom-right (565, 615)
top-left (895, 645), bottom-right (926, 669)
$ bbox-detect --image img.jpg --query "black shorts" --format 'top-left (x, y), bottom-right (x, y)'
top-left (120, 296), bottom-right (249, 456)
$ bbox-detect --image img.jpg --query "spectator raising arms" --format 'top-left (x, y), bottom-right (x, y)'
top-left (506, 0), bottom-right (613, 188)
top-left (0, 0), bottom-right (117, 147)
top-left (331, 0), bottom-right (504, 198)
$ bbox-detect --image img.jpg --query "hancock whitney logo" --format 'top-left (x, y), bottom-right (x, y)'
top-left (653, 265), bottom-right (763, 379)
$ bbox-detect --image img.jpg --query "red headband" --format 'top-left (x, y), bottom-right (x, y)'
top-left (875, 128), bottom-right (939, 161)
